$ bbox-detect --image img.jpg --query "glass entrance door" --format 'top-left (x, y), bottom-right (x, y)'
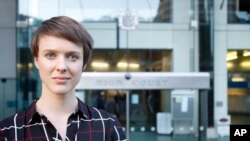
top-left (79, 89), bottom-right (171, 141)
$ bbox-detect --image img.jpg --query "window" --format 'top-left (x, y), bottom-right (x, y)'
top-left (85, 50), bottom-right (172, 72)
top-left (18, 0), bottom-right (172, 23)
top-left (228, 0), bottom-right (250, 23)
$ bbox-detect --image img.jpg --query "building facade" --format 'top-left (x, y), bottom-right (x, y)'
top-left (0, 0), bottom-right (250, 140)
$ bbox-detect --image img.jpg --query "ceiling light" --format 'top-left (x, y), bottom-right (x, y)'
top-left (226, 55), bottom-right (237, 61)
top-left (117, 62), bottom-right (140, 69)
top-left (240, 61), bottom-right (250, 67)
top-left (226, 51), bottom-right (237, 61)
top-left (231, 77), bottom-right (245, 82)
top-left (227, 62), bottom-right (233, 69)
top-left (91, 62), bottom-right (109, 68)
top-left (243, 51), bottom-right (250, 57)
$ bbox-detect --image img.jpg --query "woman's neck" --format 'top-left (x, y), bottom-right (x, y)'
top-left (36, 90), bottom-right (78, 116)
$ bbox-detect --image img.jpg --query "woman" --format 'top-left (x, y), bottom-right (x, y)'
top-left (0, 16), bottom-right (126, 141)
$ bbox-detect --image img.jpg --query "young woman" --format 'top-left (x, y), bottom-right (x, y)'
top-left (0, 16), bottom-right (126, 141)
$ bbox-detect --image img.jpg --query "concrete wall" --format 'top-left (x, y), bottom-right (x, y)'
top-left (0, 0), bottom-right (17, 120)
top-left (214, 0), bottom-right (228, 124)
top-left (0, 0), bottom-right (16, 78)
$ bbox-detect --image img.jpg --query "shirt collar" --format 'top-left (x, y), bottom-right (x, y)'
top-left (25, 99), bottom-right (39, 124)
top-left (76, 98), bottom-right (91, 119)
top-left (25, 98), bottom-right (91, 124)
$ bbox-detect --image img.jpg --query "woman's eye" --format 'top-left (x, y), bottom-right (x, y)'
top-left (45, 53), bottom-right (55, 60)
top-left (68, 55), bottom-right (79, 61)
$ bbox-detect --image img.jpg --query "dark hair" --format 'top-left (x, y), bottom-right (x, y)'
top-left (31, 16), bottom-right (94, 70)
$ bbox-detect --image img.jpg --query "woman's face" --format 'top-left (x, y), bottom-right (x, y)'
top-left (34, 35), bottom-right (83, 95)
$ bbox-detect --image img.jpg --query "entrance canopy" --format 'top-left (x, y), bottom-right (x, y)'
top-left (76, 72), bottom-right (210, 90)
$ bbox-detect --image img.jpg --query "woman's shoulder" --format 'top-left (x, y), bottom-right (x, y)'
top-left (86, 104), bottom-right (115, 119)
top-left (0, 110), bottom-right (27, 129)
top-left (0, 111), bottom-right (27, 139)
top-left (78, 99), bottom-right (116, 120)
top-left (0, 102), bottom-right (36, 130)
top-left (0, 114), bottom-right (16, 128)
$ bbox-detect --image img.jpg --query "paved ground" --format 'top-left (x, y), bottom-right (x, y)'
top-left (130, 132), bottom-right (229, 141)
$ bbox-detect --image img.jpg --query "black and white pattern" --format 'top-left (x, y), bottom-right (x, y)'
top-left (0, 99), bottom-right (126, 141)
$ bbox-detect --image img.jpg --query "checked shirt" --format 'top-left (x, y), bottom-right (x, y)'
top-left (0, 99), bottom-right (126, 141)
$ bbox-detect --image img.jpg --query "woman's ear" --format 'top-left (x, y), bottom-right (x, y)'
top-left (34, 57), bottom-right (39, 69)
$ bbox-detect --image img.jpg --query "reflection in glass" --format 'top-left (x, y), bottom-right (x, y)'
top-left (228, 0), bottom-right (250, 23)
top-left (84, 89), bottom-right (165, 132)
top-left (18, 0), bottom-right (172, 23)
top-left (86, 50), bottom-right (172, 72)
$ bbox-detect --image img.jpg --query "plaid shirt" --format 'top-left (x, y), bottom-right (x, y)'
top-left (0, 99), bottom-right (126, 141)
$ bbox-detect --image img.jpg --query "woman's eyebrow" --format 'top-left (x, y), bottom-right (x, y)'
top-left (66, 51), bottom-right (81, 54)
top-left (41, 49), bottom-right (56, 52)
top-left (41, 49), bottom-right (81, 54)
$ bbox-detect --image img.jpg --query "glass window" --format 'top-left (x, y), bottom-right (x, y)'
top-left (227, 50), bottom-right (250, 124)
top-left (85, 50), bottom-right (172, 72)
top-left (228, 0), bottom-right (250, 23)
top-left (18, 0), bottom-right (172, 23)
top-left (83, 89), bottom-right (166, 133)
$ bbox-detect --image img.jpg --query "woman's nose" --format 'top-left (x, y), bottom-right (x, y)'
top-left (56, 57), bottom-right (67, 72)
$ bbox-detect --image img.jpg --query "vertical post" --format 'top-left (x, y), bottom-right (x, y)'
top-left (1, 79), bottom-right (6, 118)
top-left (199, 90), bottom-right (208, 141)
top-left (116, 18), bottom-right (120, 50)
top-left (126, 90), bottom-right (130, 140)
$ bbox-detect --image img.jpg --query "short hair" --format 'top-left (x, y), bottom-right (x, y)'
top-left (31, 16), bottom-right (94, 70)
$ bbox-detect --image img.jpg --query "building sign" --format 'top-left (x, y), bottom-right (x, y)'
top-left (76, 72), bottom-right (210, 90)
